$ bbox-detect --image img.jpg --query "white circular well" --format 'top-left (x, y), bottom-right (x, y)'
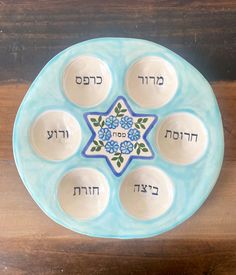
top-left (58, 168), bottom-right (110, 220)
top-left (30, 110), bottom-right (81, 161)
top-left (125, 56), bottom-right (178, 108)
top-left (63, 55), bottom-right (112, 107)
top-left (119, 166), bottom-right (174, 221)
top-left (156, 112), bottom-right (208, 165)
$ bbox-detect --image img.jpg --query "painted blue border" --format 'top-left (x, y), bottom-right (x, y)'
top-left (12, 37), bottom-right (224, 239)
top-left (82, 96), bottom-right (158, 176)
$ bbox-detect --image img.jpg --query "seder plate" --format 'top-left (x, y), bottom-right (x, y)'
top-left (13, 38), bottom-right (224, 238)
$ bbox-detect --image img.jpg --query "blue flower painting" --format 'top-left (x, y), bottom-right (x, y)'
top-left (98, 128), bottom-right (111, 141)
top-left (105, 140), bottom-right (119, 154)
top-left (105, 115), bottom-right (119, 129)
top-left (120, 116), bottom-right (133, 129)
top-left (128, 128), bottom-right (141, 141)
top-left (83, 97), bottom-right (157, 176)
top-left (120, 141), bottom-right (134, 154)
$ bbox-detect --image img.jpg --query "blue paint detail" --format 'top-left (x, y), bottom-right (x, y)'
top-left (98, 127), bottom-right (111, 141)
top-left (105, 140), bottom-right (119, 154)
top-left (128, 128), bottom-right (141, 141)
top-left (120, 140), bottom-right (134, 154)
top-left (105, 115), bottom-right (119, 129)
top-left (12, 37), bottom-right (224, 239)
top-left (82, 96), bottom-right (157, 176)
top-left (120, 116), bottom-right (133, 129)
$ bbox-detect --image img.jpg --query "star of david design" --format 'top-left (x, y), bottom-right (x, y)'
top-left (82, 96), bottom-right (158, 176)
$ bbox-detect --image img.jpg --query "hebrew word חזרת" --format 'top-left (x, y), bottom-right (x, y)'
top-left (73, 186), bottom-right (100, 196)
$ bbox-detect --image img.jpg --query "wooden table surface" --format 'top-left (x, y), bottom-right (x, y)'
top-left (0, 1), bottom-right (236, 274)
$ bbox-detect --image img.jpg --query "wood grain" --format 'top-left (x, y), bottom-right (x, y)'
top-left (0, 159), bottom-right (235, 239)
top-left (0, 0), bottom-right (235, 82)
top-left (0, 158), bottom-right (235, 273)
top-left (0, 1), bottom-right (236, 273)
top-left (0, 82), bottom-right (236, 274)
top-left (0, 237), bottom-right (235, 274)
top-left (1, 81), bottom-right (236, 161)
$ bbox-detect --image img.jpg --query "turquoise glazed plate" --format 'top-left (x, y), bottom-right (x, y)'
top-left (13, 38), bottom-right (224, 239)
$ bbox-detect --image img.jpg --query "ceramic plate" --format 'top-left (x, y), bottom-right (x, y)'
top-left (13, 38), bottom-right (224, 238)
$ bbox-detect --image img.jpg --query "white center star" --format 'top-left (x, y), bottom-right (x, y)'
top-left (82, 96), bottom-right (157, 176)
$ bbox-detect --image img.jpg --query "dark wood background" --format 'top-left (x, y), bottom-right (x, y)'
top-left (0, 0), bottom-right (235, 83)
top-left (0, 1), bottom-right (236, 274)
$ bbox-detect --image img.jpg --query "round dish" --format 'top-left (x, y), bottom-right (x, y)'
top-left (13, 38), bottom-right (224, 238)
